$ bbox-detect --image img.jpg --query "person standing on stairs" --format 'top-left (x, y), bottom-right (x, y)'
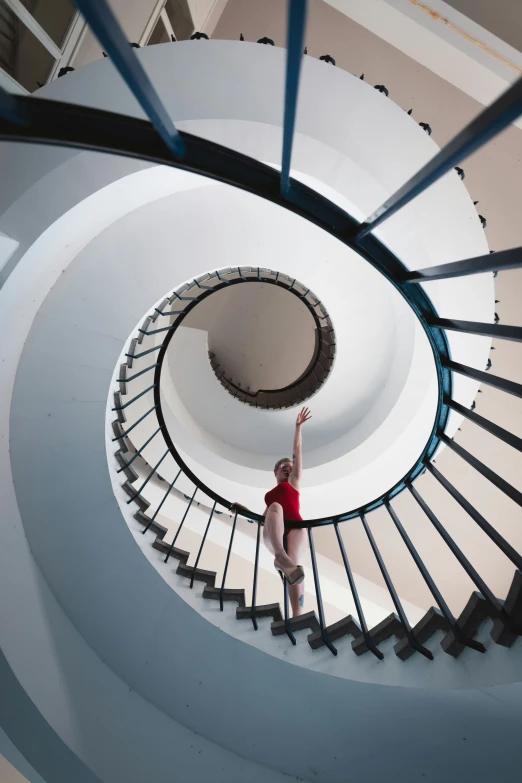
top-left (262, 406), bottom-right (311, 617)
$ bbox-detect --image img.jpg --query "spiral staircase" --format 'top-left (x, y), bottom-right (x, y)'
top-left (1, 2), bottom-right (522, 782)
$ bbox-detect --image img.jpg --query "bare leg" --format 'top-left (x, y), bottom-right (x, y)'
top-left (263, 503), bottom-right (296, 570)
top-left (286, 529), bottom-right (307, 617)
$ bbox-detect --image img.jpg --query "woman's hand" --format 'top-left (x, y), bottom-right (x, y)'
top-left (231, 501), bottom-right (249, 512)
top-left (296, 406), bottom-right (312, 427)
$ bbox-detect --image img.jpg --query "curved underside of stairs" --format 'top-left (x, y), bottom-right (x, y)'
top-left (2, 41), bottom-right (521, 783)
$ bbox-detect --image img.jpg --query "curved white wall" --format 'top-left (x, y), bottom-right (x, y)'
top-left (1, 40), bottom-right (511, 783)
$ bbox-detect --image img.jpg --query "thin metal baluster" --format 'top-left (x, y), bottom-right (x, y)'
top-left (426, 462), bottom-right (522, 570)
top-left (164, 487), bottom-right (198, 563)
top-left (251, 522), bottom-right (262, 630)
top-left (143, 469), bottom-right (181, 533)
top-left (118, 362), bottom-right (159, 383)
top-left (334, 523), bottom-right (383, 660)
top-left (154, 307), bottom-right (185, 317)
top-left (440, 434), bottom-right (522, 506)
top-left (402, 246), bottom-right (522, 283)
top-left (112, 384), bottom-right (156, 410)
top-left (111, 405), bottom-right (157, 440)
top-left (126, 344), bottom-right (162, 361)
top-left (72, 0), bottom-right (184, 158)
top-left (282, 533), bottom-right (296, 645)
top-left (139, 322), bottom-right (183, 335)
top-left (126, 448), bottom-right (169, 504)
top-left (280, 0), bottom-right (308, 196)
top-left (360, 512), bottom-right (433, 660)
top-left (443, 360), bottom-right (522, 398)
top-left (219, 511), bottom-right (238, 610)
top-left (190, 501), bottom-right (217, 588)
top-left (356, 74), bottom-right (522, 239)
top-left (428, 317), bottom-right (522, 342)
top-left (308, 528), bottom-right (337, 655)
top-left (407, 483), bottom-right (518, 633)
top-left (384, 500), bottom-right (485, 653)
top-left (444, 397), bottom-right (522, 452)
top-left (215, 270), bottom-right (231, 285)
top-left (116, 427), bottom-right (161, 473)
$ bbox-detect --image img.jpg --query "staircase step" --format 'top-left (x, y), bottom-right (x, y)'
top-left (236, 603), bottom-right (282, 622)
top-left (352, 613), bottom-right (404, 656)
top-left (177, 563), bottom-right (216, 587)
top-left (308, 614), bottom-right (361, 650)
top-left (441, 592), bottom-right (490, 658)
top-left (151, 298), bottom-right (168, 322)
top-left (271, 610), bottom-right (320, 637)
top-left (113, 392), bottom-right (126, 423)
top-left (394, 607), bottom-right (449, 661)
top-left (151, 537), bottom-right (190, 565)
top-left (491, 570), bottom-right (522, 647)
top-left (122, 480), bottom-right (150, 512)
top-left (137, 316), bottom-right (151, 343)
top-left (134, 510), bottom-right (167, 539)
top-left (202, 586), bottom-right (246, 607)
top-left (112, 420), bottom-right (129, 453)
top-left (118, 363), bottom-right (127, 394)
top-left (126, 337), bottom-right (138, 367)
top-left (115, 450), bottom-right (138, 482)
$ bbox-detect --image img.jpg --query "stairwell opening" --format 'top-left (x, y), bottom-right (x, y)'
top-left (181, 267), bottom-right (336, 409)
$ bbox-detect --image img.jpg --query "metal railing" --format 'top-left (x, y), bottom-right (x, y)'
top-left (205, 268), bottom-right (335, 409)
top-left (1, 0), bottom-right (522, 660)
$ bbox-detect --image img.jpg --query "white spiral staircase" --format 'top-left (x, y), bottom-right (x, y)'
top-left (1, 33), bottom-right (522, 783)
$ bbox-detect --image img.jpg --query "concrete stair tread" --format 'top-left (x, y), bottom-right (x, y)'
top-left (203, 586), bottom-right (246, 606)
top-left (308, 614), bottom-right (362, 650)
top-left (352, 612), bottom-right (405, 656)
top-left (177, 563), bottom-right (217, 587)
top-left (271, 610), bottom-right (320, 637)
top-left (236, 603), bottom-right (283, 622)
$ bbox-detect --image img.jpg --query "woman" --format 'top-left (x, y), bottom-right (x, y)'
top-left (263, 406), bottom-right (312, 617)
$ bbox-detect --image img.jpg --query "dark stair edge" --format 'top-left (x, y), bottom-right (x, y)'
top-left (136, 316), bottom-right (151, 344)
top-left (271, 610), bottom-right (320, 637)
top-left (113, 391), bottom-right (126, 423)
top-left (237, 603), bottom-right (283, 622)
top-left (177, 563), bottom-right (217, 587)
top-left (126, 337), bottom-right (138, 367)
top-left (352, 613), bottom-right (404, 656)
top-left (308, 614), bottom-right (362, 650)
top-left (394, 607), bottom-right (449, 661)
top-left (441, 592), bottom-right (491, 658)
top-left (491, 570), bottom-right (522, 647)
top-left (115, 449), bottom-right (139, 482)
top-left (121, 480), bottom-right (150, 512)
top-left (203, 586), bottom-right (246, 607)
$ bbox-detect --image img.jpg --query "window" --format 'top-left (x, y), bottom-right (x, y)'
top-left (0, 0), bottom-right (84, 92)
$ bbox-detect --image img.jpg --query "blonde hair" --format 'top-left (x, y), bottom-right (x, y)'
top-left (274, 457), bottom-right (292, 474)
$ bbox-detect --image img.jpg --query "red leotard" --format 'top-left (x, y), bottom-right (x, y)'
top-left (264, 481), bottom-right (303, 534)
